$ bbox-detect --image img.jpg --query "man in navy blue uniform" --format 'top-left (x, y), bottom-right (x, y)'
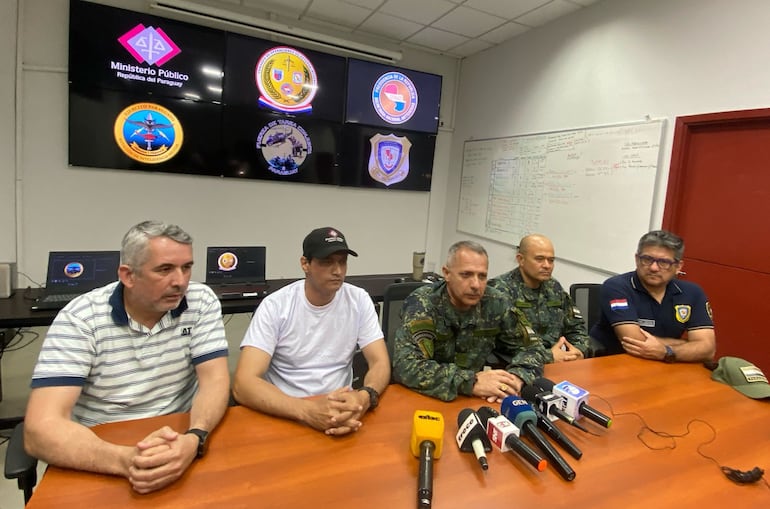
top-left (590, 230), bottom-right (715, 362)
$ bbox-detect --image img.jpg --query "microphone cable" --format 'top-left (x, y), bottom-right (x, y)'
top-left (590, 393), bottom-right (769, 489)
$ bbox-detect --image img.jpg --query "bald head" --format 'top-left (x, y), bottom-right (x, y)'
top-left (516, 234), bottom-right (555, 288)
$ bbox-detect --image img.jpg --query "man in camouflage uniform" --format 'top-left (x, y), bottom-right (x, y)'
top-left (392, 240), bottom-right (548, 402)
top-left (489, 234), bottom-right (591, 363)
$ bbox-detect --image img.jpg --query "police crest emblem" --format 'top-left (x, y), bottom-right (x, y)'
top-left (674, 304), bottom-right (692, 323)
top-left (368, 133), bottom-right (411, 186)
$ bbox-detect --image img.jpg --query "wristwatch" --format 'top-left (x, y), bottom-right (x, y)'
top-left (663, 345), bottom-right (676, 364)
top-left (359, 386), bottom-right (380, 410)
top-left (185, 428), bottom-right (209, 458)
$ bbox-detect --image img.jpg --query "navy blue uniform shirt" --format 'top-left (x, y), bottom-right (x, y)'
top-left (590, 271), bottom-right (713, 355)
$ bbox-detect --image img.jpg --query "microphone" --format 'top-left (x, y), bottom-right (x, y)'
top-left (411, 410), bottom-right (444, 508)
top-left (501, 396), bottom-right (577, 482)
top-left (520, 385), bottom-right (583, 460)
top-left (526, 382), bottom-right (589, 433)
top-left (544, 379), bottom-right (613, 429)
top-left (476, 406), bottom-right (547, 472)
top-left (456, 409), bottom-right (492, 470)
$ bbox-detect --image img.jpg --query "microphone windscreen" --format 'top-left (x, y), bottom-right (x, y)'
top-left (475, 406), bottom-right (499, 428)
top-left (533, 377), bottom-right (556, 392)
top-left (501, 395), bottom-right (538, 429)
top-left (457, 408), bottom-right (473, 427)
top-left (456, 408), bottom-right (492, 452)
top-left (520, 384), bottom-right (543, 403)
top-left (411, 410), bottom-right (445, 459)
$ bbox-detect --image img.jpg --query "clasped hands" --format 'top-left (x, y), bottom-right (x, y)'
top-left (304, 387), bottom-right (369, 437)
top-left (473, 369), bottom-right (523, 403)
top-left (125, 426), bottom-right (198, 494)
top-left (551, 336), bottom-right (584, 363)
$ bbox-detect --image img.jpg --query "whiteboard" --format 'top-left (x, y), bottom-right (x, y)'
top-left (457, 120), bottom-right (665, 274)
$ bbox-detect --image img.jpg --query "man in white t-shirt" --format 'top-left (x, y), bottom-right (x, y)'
top-left (233, 227), bottom-right (390, 436)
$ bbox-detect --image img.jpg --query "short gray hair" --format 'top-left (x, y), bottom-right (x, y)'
top-left (121, 220), bottom-right (193, 270)
top-left (637, 230), bottom-right (684, 261)
top-left (446, 240), bottom-right (487, 267)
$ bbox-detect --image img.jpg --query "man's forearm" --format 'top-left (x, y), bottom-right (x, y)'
top-left (188, 374), bottom-right (230, 432)
top-left (25, 418), bottom-right (132, 477)
top-left (362, 359), bottom-right (390, 396)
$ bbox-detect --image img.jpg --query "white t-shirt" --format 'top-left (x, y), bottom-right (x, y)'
top-left (241, 280), bottom-right (383, 397)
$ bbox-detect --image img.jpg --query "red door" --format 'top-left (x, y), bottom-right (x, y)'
top-left (664, 109), bottom-right (770, 373)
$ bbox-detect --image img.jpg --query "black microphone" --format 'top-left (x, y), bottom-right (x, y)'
top-left (456, 408), bottom-right (492, 470)
top-left (527, 381), bottom-right (589, 433)
top-left (501, 396), bottom-right (576, 482)
top-left (520, 385), bottom-right (583, 460)
top-left (476, 406), bottom-right (547, 472)
top-left (539, 378), bottom-right (613, 429)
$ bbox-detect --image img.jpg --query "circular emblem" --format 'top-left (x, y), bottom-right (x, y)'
top-left (372, 72), bottom-right (418, 125)
top-left (113, 102), bottom-right (183, 164)
top-left (256, 119), bottom-right (312, 176)
top-left (64, 262), bottom-right (84, 278)
top-left (255, 47), bottom-right (317, 113)
top-left (217, 252), bottom-right (238, 271)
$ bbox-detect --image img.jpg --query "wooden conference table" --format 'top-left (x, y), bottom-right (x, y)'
top-left (25, 355), bottom-right (770, 509)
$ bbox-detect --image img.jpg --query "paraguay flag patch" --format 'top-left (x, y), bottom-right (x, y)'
top-left (610, 299), bottom-right (629, 311)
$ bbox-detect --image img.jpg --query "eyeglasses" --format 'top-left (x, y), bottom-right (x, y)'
top-left (636, 254), bottom-right (679, 270)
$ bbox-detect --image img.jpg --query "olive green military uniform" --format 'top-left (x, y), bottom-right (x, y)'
top-left (489, 268), bottom-right (591, 361)
top-left (392, 281), bottom-right (548, 401)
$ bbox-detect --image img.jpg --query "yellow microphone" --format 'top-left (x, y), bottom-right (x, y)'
top-left (410, 410), bottom-right (444, 509)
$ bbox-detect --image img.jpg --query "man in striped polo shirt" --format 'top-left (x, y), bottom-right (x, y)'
top-left (24, 221), bottom-right (230, 494)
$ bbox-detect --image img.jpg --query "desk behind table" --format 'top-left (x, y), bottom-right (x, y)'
top-left (25, 356), bottom-right (770, 509)
top-left (0, 274), bottom-right (414, 328)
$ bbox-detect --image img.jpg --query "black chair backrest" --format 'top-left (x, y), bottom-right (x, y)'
top-left (382, 281), bottom-right (430, 369)
top-left (569, 283), bottom-right (602, 333)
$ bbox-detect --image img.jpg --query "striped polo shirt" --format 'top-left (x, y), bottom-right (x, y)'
top-left (31, 281), bottom-right (228, 427)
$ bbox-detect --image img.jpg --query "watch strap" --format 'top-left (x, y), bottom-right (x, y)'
top-left (185, 428), bottom-right (209, 458)
top-left (359, 386), bottom-right (379, 409)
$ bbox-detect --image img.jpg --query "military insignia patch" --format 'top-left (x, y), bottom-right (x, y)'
top-left (572, 306), bottom-right (583, 320)
top-left (674, 304), bottom-right (692, 323)
top-left (413, 329), bottom-right (436, 359)
top-left (368, 133), bottom-right (412, 186)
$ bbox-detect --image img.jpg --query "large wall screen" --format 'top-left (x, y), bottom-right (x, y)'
top-left (68, 0), bottom-right (440, 191)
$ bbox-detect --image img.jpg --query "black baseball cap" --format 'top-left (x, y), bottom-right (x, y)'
top-left (302, 227), bottom-right (358, 259)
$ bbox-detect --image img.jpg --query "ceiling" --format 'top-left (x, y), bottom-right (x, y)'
top-left (194, 0), bottom-right (601, 58)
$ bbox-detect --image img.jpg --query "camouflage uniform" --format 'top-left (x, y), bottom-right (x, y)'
top-left (392, 281), bottom-right (548, 401)
top-left (489, 267), bottom-right (591, 361)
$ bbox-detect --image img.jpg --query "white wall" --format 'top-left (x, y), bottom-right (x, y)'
top-left (5, 0), bottom-right (459, 285)
top-left (0, 1), bottom-right (17, 263)
top-left (443, 0), bottom-right (770, 287)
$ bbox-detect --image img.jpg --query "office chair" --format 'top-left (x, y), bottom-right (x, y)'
top-left (4, 421), bottom-right (38, 504)
top-left (351, 282), bottom-right (428, 388)
top-left (568, 283), bottom-right (607, 357)
top-left (381, 282), bottom-right (430, 375)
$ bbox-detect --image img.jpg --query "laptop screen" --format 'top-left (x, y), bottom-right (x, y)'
top-left (205, 246), bottom-right (266, 285)
top-left (45, 251), bottom-right (121, 293)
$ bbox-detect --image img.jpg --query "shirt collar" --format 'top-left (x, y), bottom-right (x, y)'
top-left (108, 282), bottom-right (188, 326)
top-left (630, 271), bottom-right (683, 296)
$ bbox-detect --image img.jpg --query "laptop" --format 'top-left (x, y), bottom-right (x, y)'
top-left (31, 251), bottom-right (121, 310)
top-left (205, 246), bottom-right (269, 299)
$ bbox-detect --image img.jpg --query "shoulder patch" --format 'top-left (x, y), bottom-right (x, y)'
top-left (674, 304), bottom-right (691, 323)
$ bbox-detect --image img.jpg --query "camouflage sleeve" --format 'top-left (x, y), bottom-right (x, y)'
top-left (391, 294), bottom-right (475, 402)
top-left (497, 307), bottom-right (548, 385)
top-left (561, 291), bottom-right (592, 357)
